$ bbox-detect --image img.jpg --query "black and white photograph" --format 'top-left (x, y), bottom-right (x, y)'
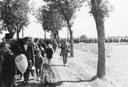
top-left (0, 0), bottom-right (128, 87)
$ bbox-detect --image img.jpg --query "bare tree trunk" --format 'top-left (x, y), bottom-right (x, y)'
top-left (56, 31), bottom-right (60, 47)
top-left (44, 30), bottom-right (46, 40)
top-left (95, 16), bottom-right (106, 78)
top-left (16, 24), bottom-right (22, 39)
top-left (16, 27), bottom-right (20, 39)
top-left (8, 26), bottom-right (15, 37)
top-left (57, 32), bottom-right (59, 40)
top-left (91, 0), bottom-right (106, 78)
top-left (56, 31), bottom-right (60, 42)
top-left (22, 28), bottom-right (24, 37)
top-left (17, 29), bottom-right (20, 39)
top-left (67, 21), bottom-right (74, 57)
top-left (17, 32), bottom-right (19, 39)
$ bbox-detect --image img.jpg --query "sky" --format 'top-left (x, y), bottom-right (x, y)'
top-left (0, 0), bottom-right (128, 39)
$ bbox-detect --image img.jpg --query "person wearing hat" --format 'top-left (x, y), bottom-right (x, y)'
top-left (0, 33), bottom-right (23, 87)
top-left (16, 37), bottom-right (35, 83)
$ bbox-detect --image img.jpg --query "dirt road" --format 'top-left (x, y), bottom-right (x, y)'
top-left (50, 49), bottom-right (96, 87)
top-left (51, 44), bottom-right (128, 87)
top-left (18, 44), bottom-right (128, 87)
top-left (18, 48), bottom-right (97, 87)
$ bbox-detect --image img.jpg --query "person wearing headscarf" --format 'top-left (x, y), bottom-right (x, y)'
top-left (45, 44), bottom-right (53, 66)
top-left (0, 33), bottom-right (22, 87)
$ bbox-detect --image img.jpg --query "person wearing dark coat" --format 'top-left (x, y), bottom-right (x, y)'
top-left (0, 33), bottom-right (22, 87)
top-left (16, 37), bottom-right (35, 83)
top-left (35, 49), bottom-right (43, 81)
top-left (38, 39), bottom-right (47, 57)
top-left (45, 44), bottom-right (53, 66)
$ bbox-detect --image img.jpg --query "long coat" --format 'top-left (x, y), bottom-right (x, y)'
top-left (0, 41), bottom-right (22, 85)
top-left (20, 44), bottom-right (35, 65)
top-left (45, 47), bottom-right (53, 59)
top-left (16, 39), bottom-right (35, 81)
top-left (16, 39), bottom-right (35, 64)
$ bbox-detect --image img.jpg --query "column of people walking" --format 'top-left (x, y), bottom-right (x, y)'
top-left (0, 33), bottom-right (56, 87)
top-left (0, 33), bottom-right (70, 87)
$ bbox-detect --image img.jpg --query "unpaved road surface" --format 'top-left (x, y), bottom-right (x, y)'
top-left (17, 43), bottom-right (128, 87)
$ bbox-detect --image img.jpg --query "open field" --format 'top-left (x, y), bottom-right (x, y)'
top-left (73, 43), bottom-right (128, 87)
top-left (17, 42), bottom-right (128, 87)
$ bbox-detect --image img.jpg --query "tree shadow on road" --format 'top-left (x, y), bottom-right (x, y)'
top-left (50, 64), bottom-right (70, 67)
top-left (50, 65), bottom-right (64, 67)
top-left (17, 83), bottom-right (44, 87)
top-left (17, 76), bottom-right (98, 87)
top-left (50, 75), bottom-right (98, 87)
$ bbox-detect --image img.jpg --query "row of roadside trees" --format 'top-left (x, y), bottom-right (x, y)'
top-left (74, 35), bottom-right (128, 43)
top-left (0, 0), bottom-right (113, 79)
top-left (34, 0), bottom-right (112, 78)
top-left (0, 0), bottom-right (30, 39)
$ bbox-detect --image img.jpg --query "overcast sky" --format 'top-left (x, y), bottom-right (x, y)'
top-left (1, 0), bottom-right (128, 38)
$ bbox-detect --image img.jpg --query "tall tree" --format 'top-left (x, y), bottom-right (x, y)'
top-left (59, 0), bottom-right (75, 57)
top-left (12, 0), bottom-right (30, 39)
top-left (90, 0), bottom-right (112, 78)
top-left (0, 0), bottom-right (15, 35)
top-left (35, 6), bottom-right (52, 39)
top-left (35, 5), bottom-right (65, 40)
top-left (44, 0), bottom-right (85, 57)
top-left (0, 21), bottom-right (4, 34)
top-left (50, 13), bottom-right (65, 40)
top-left (0, 0), bottom-right (30, 39)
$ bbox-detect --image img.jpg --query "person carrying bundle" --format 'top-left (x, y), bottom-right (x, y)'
top-left (16, 37), bottom-right (35, 84)
top-left (0, 33), bottom-right (23, 87)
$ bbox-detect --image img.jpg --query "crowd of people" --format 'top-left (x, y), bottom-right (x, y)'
top-left (0, 33), bottom-right (70, 87)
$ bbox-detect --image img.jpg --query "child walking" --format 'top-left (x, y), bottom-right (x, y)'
top-left (35, 49), bottom-right (43, 81)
